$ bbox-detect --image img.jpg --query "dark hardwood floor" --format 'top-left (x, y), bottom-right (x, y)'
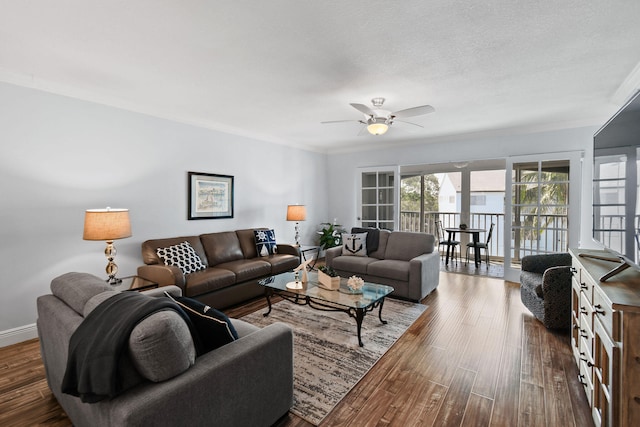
top-left (0, 272), bottom-right (593, 426)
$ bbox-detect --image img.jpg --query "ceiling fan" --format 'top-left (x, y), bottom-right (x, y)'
top-left (321, 97), bottom-right (435, 135)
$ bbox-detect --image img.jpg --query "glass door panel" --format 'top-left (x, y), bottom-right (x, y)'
top-left (504, 151), bottom-right (582, 282)
top-left (359, 167), bottom-right (398, 231)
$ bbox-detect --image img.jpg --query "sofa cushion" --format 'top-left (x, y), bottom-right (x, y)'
top-left (166, 293), bottom-right (238, 353)
top-left (368, 229), bottom-right (391, 259)
top-left (229, 318), bottom-right (260, 338)
top-left (384, 232), bottom-right (434, 261)
top-left (83, 290), bottom-right (120, 316)
top-left (236, 228), bottom-right (262, 258)
top-left (341, 232), bottom-right (368, 256)
top-left (51, 272), bottom-right (114, 315)
top-left (215, 259), bottom-right (272, 282)
top-left (84, 290), bottom-right (196, 383)
top-left (141, 236), bottom-right (208, 267)
top-left (184, 268), bottom-right (237, 297)
top-left (156, 241), bottom-right (206, 275)
top-left (200, 231), bottom-right (244, 266)
top-left (332, 255), bottom-right (378, 275)
top-left (264, 254), bottom-right (300, 274)
top-left (368, 259), bottom-right (411, 282)
top-left (254, 229), bottom-right (278, 256)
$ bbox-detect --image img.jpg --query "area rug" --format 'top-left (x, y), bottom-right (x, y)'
top-left (241, 298), bottom-right (427, 425)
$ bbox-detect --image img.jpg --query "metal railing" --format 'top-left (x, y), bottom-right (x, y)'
top-left (400, 211), bottom-right (504, 259)
top-left (400, 211), bottom-right (571, 262)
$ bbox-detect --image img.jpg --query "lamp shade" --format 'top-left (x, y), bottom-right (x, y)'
top-left (83, 208), bottom-right (132, 241)
top-left (286, 205), bottom-right (307, 222)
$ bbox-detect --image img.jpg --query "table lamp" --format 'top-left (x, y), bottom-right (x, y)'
top-left (83, 207), bottom-right (132, 285)
top-left (286, 204), bottom-right (306, 246)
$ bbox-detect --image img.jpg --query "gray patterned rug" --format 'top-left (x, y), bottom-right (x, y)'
top-left (241, 298), bottom-right (427, 425)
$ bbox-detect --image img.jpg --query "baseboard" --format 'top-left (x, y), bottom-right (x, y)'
top-left (0, 323), bottom-right (38, 348)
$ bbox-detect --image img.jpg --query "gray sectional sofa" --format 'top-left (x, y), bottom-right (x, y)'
top-left (37, 272), bottom-right (294, 427)
top-left (325, 229), bottom-right (440, 302)
top-left (138, 228), bottom-right (300, 309)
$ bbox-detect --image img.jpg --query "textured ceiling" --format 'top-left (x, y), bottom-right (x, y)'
top-left (1, 1), bottom-right (639, 153)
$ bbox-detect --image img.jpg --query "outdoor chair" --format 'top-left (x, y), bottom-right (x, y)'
top-left (436, 220), bottom-right (460, 264)
top-left (465, 223), bottom-right (494, 266)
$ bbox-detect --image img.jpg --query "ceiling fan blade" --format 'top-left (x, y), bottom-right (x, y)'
top-left (350, 103), bottom-right (374, 115)
top-left (392, 105), bottom-right (435, 118)
top-left (321, 119), bottom-right (361, 124)
top-left (393, 119), bottom-right (424, 128)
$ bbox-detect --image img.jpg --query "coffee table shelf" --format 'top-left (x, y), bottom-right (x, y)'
top-left (259, 271), bottom-right (394, 346)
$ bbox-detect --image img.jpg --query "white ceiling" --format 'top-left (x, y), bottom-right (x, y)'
top-left (1, 1), bottom-right (639, 153)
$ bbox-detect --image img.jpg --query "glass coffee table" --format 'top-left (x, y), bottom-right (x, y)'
top-left (258, 271), bottom-right (394, 347)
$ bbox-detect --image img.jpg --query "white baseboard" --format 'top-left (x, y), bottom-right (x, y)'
top-left (0, 323), bottom-right (38, 348)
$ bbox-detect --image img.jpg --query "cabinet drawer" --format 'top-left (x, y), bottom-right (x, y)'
top-left (593, 286), bottom-right (620, 342)
top-left (580, 292), bottom-right (594, 331)
top-left (572, 260), bottom-right (592, 299)
top-left (579, 336), bottom-right (594, 383)
top-left (579, 359), bottom-right (594, 407)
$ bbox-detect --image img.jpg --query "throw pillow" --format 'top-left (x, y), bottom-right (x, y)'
top-left (156, 241), bottom-right (206, 275)
top-left (341, 232), bottom-right (368, 257)
top-left (254, 229), bottom-right (278, 256)
top-left (165, 292), bottom-right (238, 354)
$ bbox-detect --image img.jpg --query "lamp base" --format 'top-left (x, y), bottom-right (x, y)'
top-left (106, 276), bottom-right (123, 286)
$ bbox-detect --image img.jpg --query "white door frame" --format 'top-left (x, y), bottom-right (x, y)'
top-left (503, 151), bottom-right (583, 282)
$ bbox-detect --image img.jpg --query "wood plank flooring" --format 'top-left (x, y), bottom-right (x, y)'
top-left (0, 272), bottom-right (593, 427)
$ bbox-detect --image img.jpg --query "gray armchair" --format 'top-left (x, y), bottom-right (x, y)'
top-left (520, 253), bottom-right (572, 329)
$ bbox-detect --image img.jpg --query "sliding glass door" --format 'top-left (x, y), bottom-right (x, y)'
top-left (504, 152), bottom-right (582, 281)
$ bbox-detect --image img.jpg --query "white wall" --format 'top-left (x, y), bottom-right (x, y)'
top-left (326, 126), bottom-right (598, 250)
top-left (0, 82), bottom-right (328, 343)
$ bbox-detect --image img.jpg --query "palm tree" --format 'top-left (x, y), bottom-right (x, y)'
top-left (514, 167), bottom-right (569, 246)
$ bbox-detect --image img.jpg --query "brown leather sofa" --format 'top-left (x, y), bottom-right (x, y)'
top-left (138, 228), bottom-right (300, 309)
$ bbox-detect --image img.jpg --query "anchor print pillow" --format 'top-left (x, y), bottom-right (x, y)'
top-left (341, 232), bottom-right (368, 257)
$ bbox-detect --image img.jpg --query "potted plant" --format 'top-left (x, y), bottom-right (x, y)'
top-left (317, 265), bottom-right (341, 290)
top-left (317, 222), bottom-right (345, 250)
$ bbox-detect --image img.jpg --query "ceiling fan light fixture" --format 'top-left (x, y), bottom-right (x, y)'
top-left (367, 122), bottom-right (389, 135)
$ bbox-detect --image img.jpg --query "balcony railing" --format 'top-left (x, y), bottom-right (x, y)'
top-left (400, 211), bottom-right (571, 262)
top-left (400, 211), bottom-right (504, 259)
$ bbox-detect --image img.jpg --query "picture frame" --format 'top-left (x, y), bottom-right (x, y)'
top-left (188, 172), bottom-right (234, 220)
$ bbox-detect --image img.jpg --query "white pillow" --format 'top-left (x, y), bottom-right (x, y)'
top-left (341, 232), bottom-right (368, 257)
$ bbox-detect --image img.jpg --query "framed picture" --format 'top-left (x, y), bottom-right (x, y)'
top-left (188, 172), bottom-right (234, 220)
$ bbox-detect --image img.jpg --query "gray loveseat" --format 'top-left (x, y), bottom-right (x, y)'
top-left (325, 229), bottom-right (440, 302)
top-left (138, 228), bottom-right (300, 309)
top-left (37, 272), bottom-right (294, 427)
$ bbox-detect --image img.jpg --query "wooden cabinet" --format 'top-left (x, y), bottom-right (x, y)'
top-left (570, 249), bottom-right (640, 427)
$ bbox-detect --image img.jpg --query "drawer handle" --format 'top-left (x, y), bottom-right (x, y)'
top-left (571, 267), bottom-right (577, 274)
top-left (594, 304), bottom-right (606, 316)
top-left (580, 283), bottom-right (588, 290)
top-left (577, 374), bottom-right (586, 386)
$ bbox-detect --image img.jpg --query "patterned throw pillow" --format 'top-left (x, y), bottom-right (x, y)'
top-left (165, 292), bottom-right (238, 354)
top-left (341, 232), bottom-right (368, 257)
top-left (156, 241), bottom-right (206, 275)
top-left (254, 229), bottom-right (277, 256)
